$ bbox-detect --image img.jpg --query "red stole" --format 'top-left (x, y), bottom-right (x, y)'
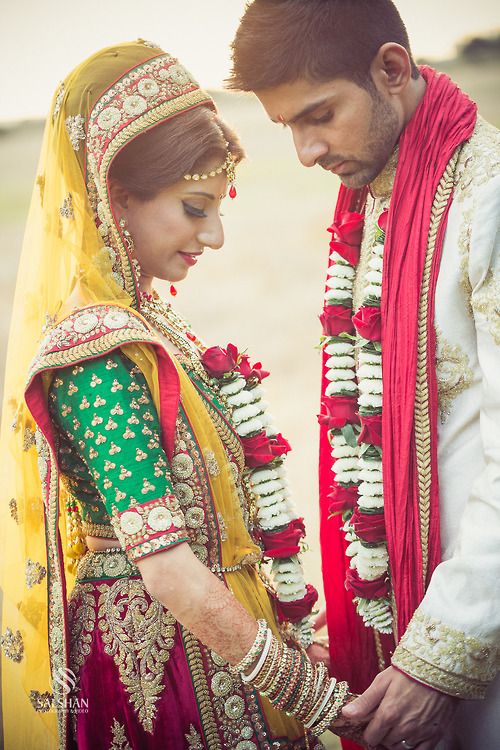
top-left (319, 67), bottom-right (477, 708)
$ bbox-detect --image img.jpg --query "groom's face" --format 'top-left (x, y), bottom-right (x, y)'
top-left (256, 77), bottom-right (401, 189)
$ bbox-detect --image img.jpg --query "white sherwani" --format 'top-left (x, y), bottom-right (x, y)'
top-left (356, 116), bottom-right (500, 749)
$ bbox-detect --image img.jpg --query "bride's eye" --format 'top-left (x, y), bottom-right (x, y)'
top-left (182, 201), bottom-right (207, 218)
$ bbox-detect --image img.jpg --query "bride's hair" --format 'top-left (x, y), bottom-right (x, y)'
top-left (109, 105), bottom-right (244, 201)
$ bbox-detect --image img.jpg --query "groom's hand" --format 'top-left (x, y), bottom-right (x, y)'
top-left (341, 666), bottom-right (457, 748)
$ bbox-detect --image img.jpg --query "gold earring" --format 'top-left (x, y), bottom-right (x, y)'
top-left (119, 217), bottom-right (141, 281)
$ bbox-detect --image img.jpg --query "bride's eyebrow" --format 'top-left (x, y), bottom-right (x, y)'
top-left (183, 191), bottom-right (215, 200)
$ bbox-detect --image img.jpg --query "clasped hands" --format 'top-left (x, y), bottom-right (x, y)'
top-left (337, 666), bottom-right (457, 749)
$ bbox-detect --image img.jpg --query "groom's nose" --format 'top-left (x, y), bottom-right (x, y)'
top-left (292, 129), bottom-right (329, 168)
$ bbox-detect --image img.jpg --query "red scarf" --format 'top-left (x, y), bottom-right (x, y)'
top-left (319, 68), bottom-right (477, 710)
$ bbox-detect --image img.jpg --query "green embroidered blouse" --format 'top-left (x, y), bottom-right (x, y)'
top-left (49, 350), bottom-right (189, 561)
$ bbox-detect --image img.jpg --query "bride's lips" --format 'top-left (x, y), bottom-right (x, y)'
top-left (179, 252), bottom-right (201, 267)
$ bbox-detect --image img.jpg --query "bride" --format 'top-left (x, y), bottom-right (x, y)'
top-left (0, 41), bottom-right (362, 749)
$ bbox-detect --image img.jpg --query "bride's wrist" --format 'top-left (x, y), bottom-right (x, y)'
top-left (231, 621), bottom-right (350, 734)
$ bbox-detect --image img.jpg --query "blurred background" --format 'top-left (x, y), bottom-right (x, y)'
top-left (1, 3), bottom-right (499, 746)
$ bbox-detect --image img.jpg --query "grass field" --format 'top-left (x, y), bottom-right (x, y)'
top-left (0, 57), bottom-right (498, 750)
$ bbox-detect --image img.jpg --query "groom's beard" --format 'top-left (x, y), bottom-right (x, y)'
top-left (318, 92), bottom-right (400, 189)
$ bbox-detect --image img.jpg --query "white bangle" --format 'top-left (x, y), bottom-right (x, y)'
top-left (305, 677), bottom-right (337, 729)
top-left (242, 627), bottom-right (272, 683)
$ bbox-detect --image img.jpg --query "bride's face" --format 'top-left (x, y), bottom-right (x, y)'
top-left (115, 170), bottom-right (227, 286)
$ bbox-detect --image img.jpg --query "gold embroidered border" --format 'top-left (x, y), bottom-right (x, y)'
top-left (415, 148), bottom-right (461, 585)
top-left (45, 438), bottom-right (69, 747)
top-left (29, 329), bottom-right (157, 381)
top-left (82, 521), bottom-right (117, 539)
top-left (182, 627), bottom-right (221, 749)
top-left (393, 645), bottom-right (488, 699)
top-left (392, 609), bottom-right (498, 700)
top-left (97, 90), bottom-right (212, 304)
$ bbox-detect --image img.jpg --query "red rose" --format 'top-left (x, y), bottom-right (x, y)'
top-left (258, 518), bottom-right (306, 559)
top-left (352, 305), bottom-right (381, 341)
top-left (237, 354), bottom-right (270, 383)
top-left (241, 431), bottom-right (274, 467)
top-left (358, 413), bottom-right (382, 446)
top-left (345, 568), bottom-right (389, 600)
top-left (378, 208), bottom-right (389, 233)
top-left (328, 483), bottom-right (359, 514)
top-left (273, 584), bottom-right (319, 624)
top-left (351, 507), bottom-right (386, 543)
top-left (319, 305), bottom-right (354, 337)
top-left (318, 396), bottom-right (359, 430)
top-left (327, 211), bottom-right (364, 246)
top-left (241, 431), bottom-right (291, 468)
top-left (270, 433), bottom-right (291, 458)
top-left (329, 240), bottom-right (360, 266)
top-left (201, 346), bottom-right (237, 378)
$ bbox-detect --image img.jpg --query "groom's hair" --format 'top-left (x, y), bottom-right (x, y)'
top-left (228, 0), bottom-right (418, 92)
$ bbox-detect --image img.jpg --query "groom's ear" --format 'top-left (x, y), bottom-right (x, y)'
top-left (370, 43), bottom-right (413, 96)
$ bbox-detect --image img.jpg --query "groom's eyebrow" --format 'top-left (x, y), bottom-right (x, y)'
top-left (272, 97), bottom-right (332, 125)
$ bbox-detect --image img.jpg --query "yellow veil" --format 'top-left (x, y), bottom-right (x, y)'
top-left (0, 41), bottom-right (214, 748)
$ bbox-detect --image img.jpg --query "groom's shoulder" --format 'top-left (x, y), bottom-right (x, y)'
top-left (454, 116), bottom-right (500, 201)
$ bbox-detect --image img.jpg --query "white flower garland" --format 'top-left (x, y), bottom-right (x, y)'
top-left (219, 374), bottom-right (314, 647)
top-left (323, 220), bottom-right (393, 635)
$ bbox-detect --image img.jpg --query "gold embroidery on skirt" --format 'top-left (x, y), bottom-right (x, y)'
top-left (69, 574), bottom-right (176, 733)
top-left (97, 579), bottom-right (176, 733)
top-left (185, 725), bottom-right (204, 750)
top-left (109, 718), bottom-right (133, 750)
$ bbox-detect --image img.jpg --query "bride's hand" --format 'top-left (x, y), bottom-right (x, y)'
top-left (306, 641), bottom-right (331, 671)
top-left (329, 693), bottom-right (373, 747)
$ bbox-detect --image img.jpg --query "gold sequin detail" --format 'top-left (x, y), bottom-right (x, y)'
top-left (109, 718), bottom-right (133, 750)
top-left (0, 628), bottom-right (24, 662)
top-left (9, 498), bottom-right (19, 523)
top-left (436, 328), bottom-right (474, 423)
top-left (472, 269), bottom-right (500, 345)
top-left (25, 558), bottom-right (47, 588)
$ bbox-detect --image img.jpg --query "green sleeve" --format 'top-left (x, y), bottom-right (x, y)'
top-left (51, 350), bottom-right (188, 561)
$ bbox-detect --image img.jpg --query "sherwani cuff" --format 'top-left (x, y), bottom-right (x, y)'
top-left (391, 609), bottom-right (499, 700)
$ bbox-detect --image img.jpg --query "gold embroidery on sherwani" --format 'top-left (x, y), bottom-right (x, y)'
top-left (435, 328), bottom-right (473, 423)
top-left (392, 609), bottom-right (499, 699)
top-left (414, 149), bottom-right (461, 587)
top-left (472, 269), bottom-right (500, 345)
top-left (457, 207), bottom-right (473, 313)
top-left (454, 117), bottom-right (500, 204)
top-left (97, 579), bottom-right (176, 733)
top-left (109, 718), bottom-right (133, 750)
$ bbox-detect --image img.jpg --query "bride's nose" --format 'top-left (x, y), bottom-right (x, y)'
top-left (198, 214), bottom-right (224, 250)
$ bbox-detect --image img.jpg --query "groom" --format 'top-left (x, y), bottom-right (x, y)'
top-left (229, 1), bottom-right (500, 748)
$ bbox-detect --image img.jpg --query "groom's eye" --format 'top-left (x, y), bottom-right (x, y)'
top-left (309, 110), bottom-right (333, 125)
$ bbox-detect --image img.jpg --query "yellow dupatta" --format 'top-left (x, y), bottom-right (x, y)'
top-left (0, 41), bottom-right (214, 748)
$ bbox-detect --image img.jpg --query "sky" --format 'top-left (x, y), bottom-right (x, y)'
top-left (1, 0), bottom-right (499, 121)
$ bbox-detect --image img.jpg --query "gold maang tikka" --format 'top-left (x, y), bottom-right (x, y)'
top-left (183, 141), bottom-right (237, 199)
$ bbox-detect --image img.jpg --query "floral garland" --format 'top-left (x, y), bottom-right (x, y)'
top-left (200, 345), bottom-right (318, 647)
top-left (319, 208), bottom-right (393, 635)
